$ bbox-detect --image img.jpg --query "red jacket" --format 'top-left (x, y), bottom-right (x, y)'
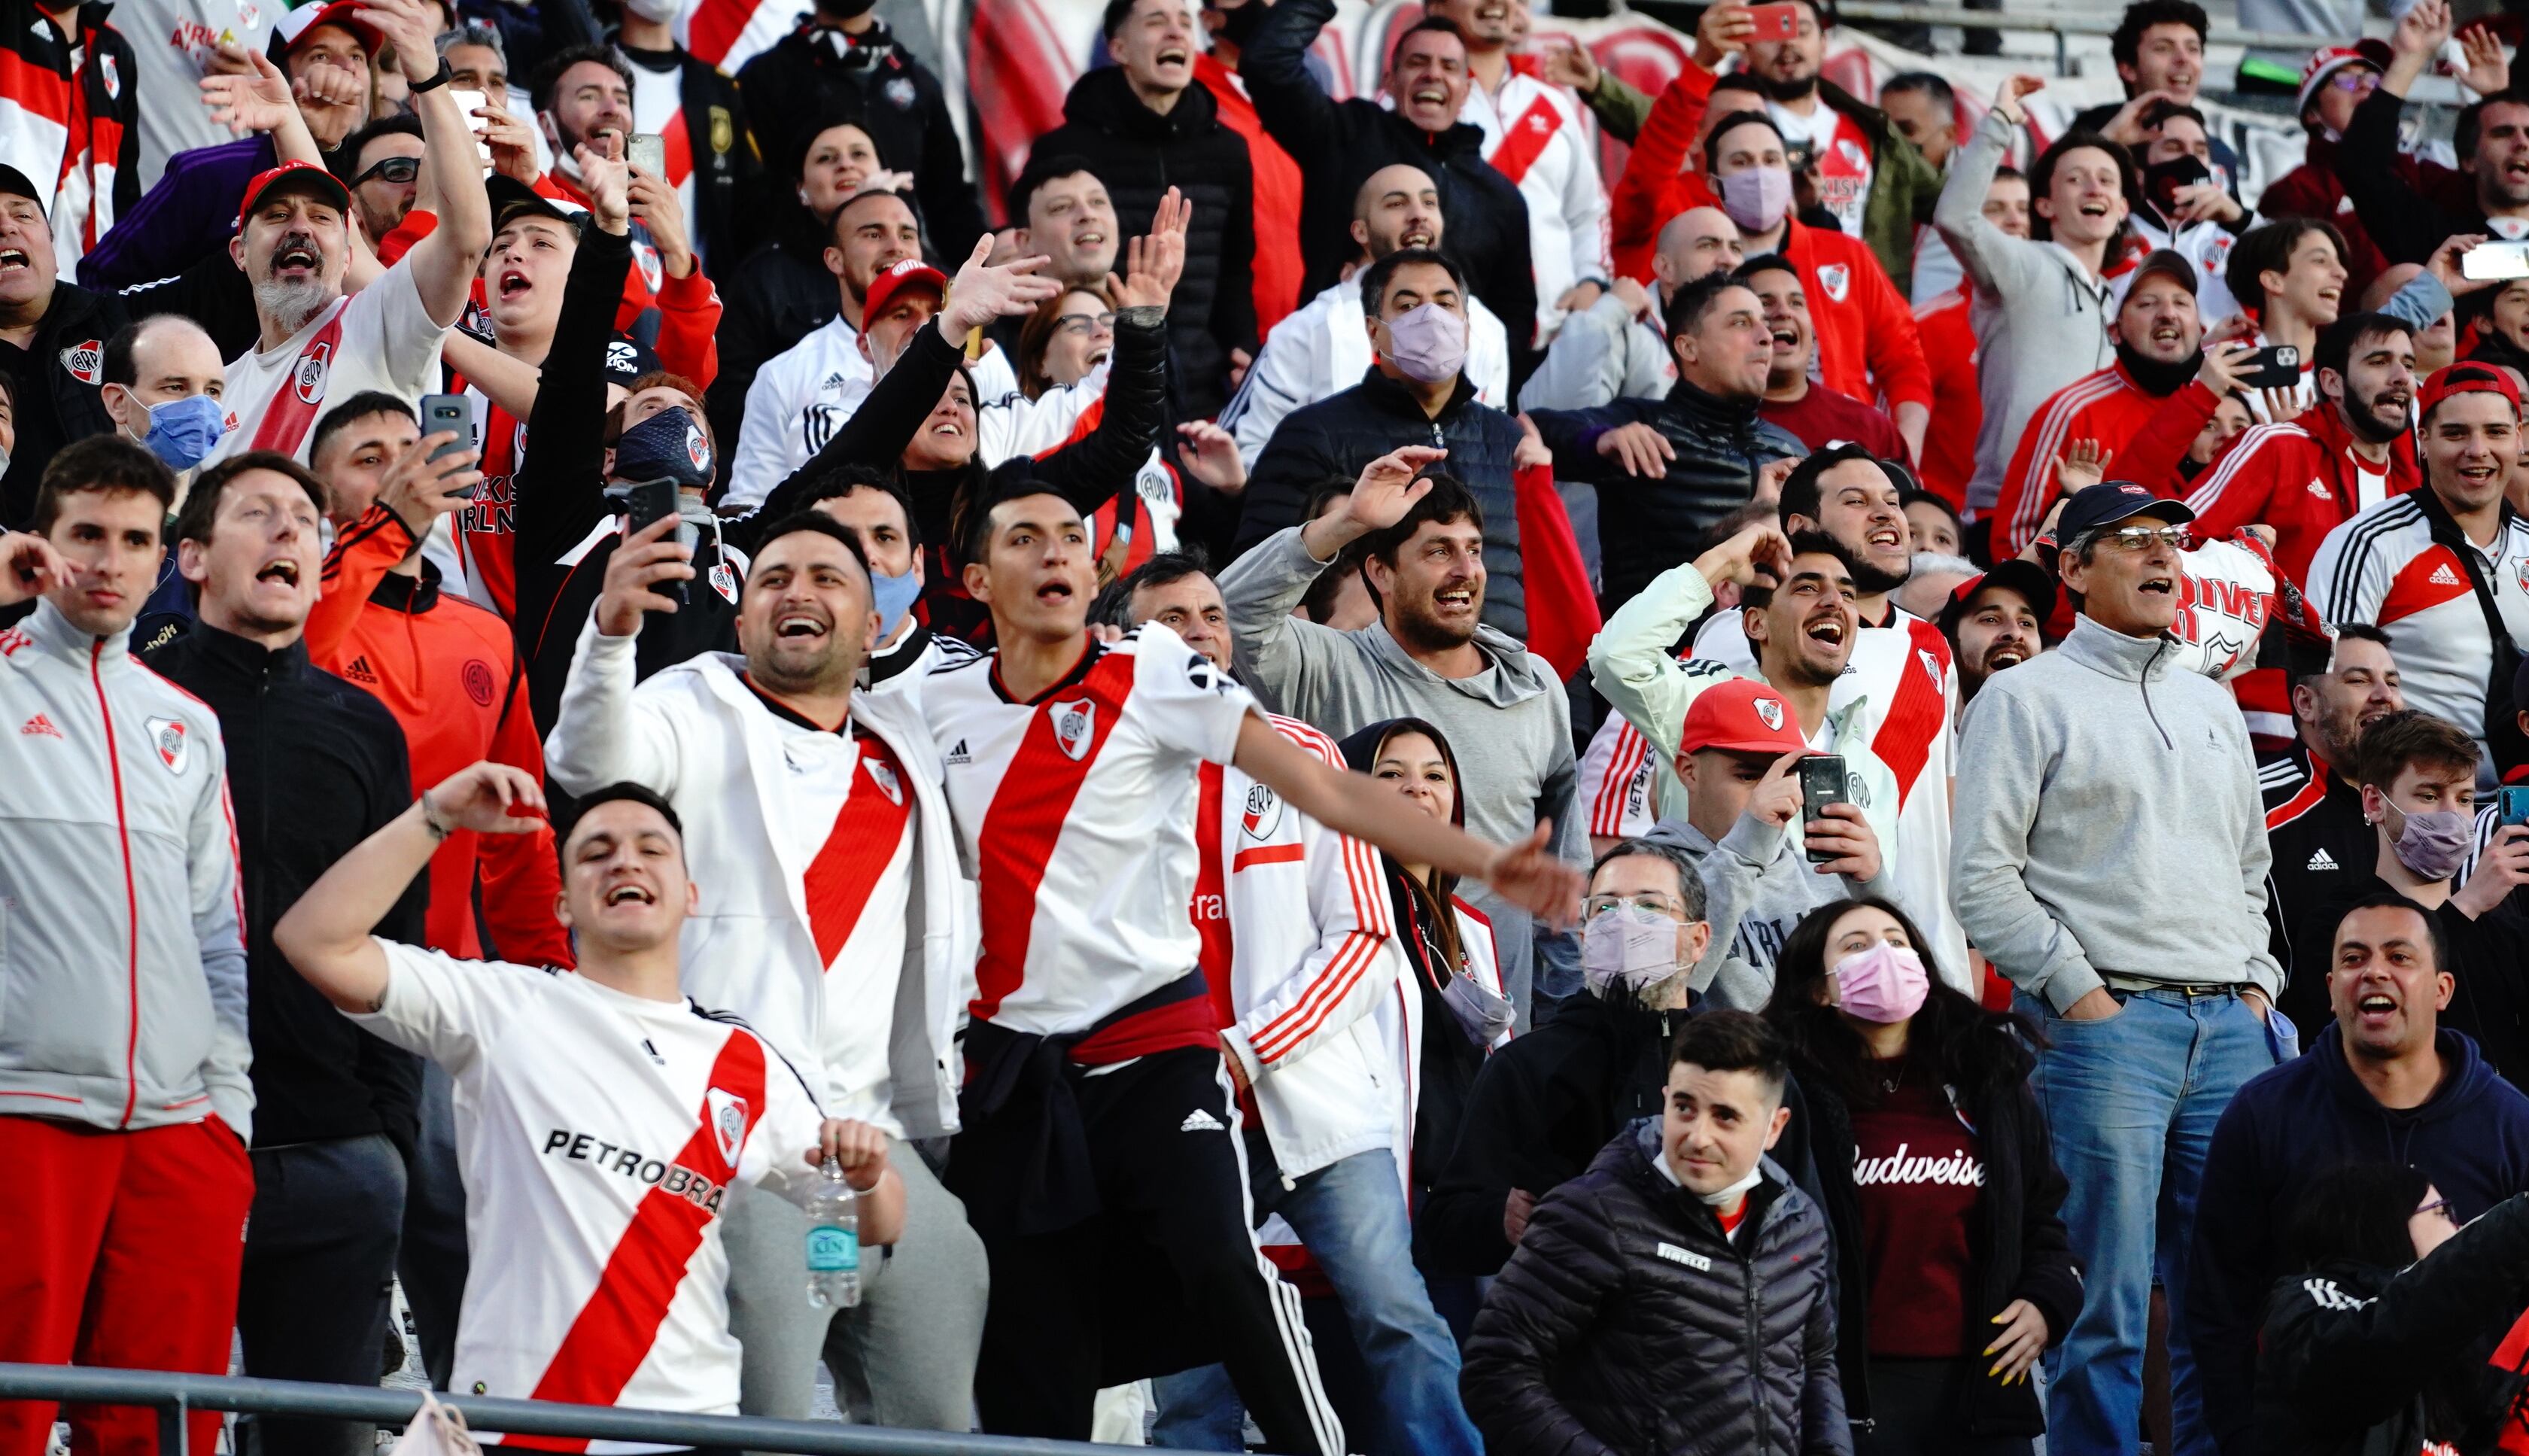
top-left (1199, 52), bottom-right (1306, 335)
top-left (2181, 403), bottom-right (2420, 588)
top-left (1996, 366), bottom-right (2214, 558)
top-left (309, 506), bottom-right (574, 968)
top-left (2257, 135), bottom-right (2470, 304)
top-left (1610, 62), bottom-right (1720, 281)
top-left (1913, 287), bottom-right (1980, 506)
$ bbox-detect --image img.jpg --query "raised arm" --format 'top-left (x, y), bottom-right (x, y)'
top-left (1934, 76), bottom-right (2044, 298)
top-left (274, 762), bottom-right (548, 1015)
top-left (511, 153), bottom-right (634, 582)
top-left (543, 515), bottom-right (700, 798)
top-left (2334, 0), bottom-right (2458, 267)
top-left (365, 0), bottom-right (491, 324)
top-left (1227, 0), bottom-right (1346, 169)
top-left (1588, 525), bottom-right (1789, 761)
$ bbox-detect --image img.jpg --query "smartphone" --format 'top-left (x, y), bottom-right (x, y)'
top-left (2463, 240), bottom-right (2529, 283)
top-left (1798, 754), bottom-right (1850, 865)
top-left (416, 393), bottom-right (477, 499)
top-left (2500, 785), bottom-right (2529, 828)
top-left (1744, 2), bottom-right (1803, 40)
top-left (628, 132), bottom-right (667, 177)
top-left (2239, 345), bottom-right (2303, 391)
top-left (446, 87), bottom-right (494, 169)
top-left (614, 476), bottom-right (688, 607)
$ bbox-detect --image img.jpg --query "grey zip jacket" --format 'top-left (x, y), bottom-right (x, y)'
top-left (1952, 615), bottom-right (2284, 1013)
top-left (0, 600), bottom-right (254, 1137)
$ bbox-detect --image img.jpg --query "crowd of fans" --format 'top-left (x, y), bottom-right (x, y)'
top-left (7, 0), bottom-right (2529, 1452)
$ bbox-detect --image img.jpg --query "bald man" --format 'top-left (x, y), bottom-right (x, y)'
top-left (1520, 205), bottom-right (1743, 411)
top-left (1221, 162), bottom-right (1513, 467)
top-left (99, 315), bottom-right (229, 482)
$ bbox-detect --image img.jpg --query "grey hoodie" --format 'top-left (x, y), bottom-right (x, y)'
top-left (1951, 616), bottom-right (2284, 1012)
top-left (1220, 525), bottom-right (1585, 1016)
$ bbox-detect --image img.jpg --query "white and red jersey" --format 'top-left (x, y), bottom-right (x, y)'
top-left (1579, 703), bottom-right (1661, 843)
top-left (1691, 602), bottom-right (1967, 980)
top-left (919, 622), bottom-right (1257, 1043)
top-left (453, 387), bottom-right (530, 618)
top-left (1194, 716), bottom-right (1406, 1181)
top-left (207, 260), bottom-right (447, 467)
top-left (2309, 493), bottom-right (2529, 743)
top-left (624, 51), bottom-right (699, 261)
top-left (1459, 65), bottom-right (1610, 337)
top-left (2172, 531), bottom-right (2300, 740)
top-left (1770, 99), bottom-right (1872, 242)
top-left (354, 944), bottom-right (825, 1449)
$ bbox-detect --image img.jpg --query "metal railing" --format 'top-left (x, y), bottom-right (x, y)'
top-left (0, 1364), bottom-right (1184, 1456)
top-left (1829, 0), bottom-right (2345, 52)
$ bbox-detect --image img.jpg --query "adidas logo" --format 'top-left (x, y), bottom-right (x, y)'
top-left (2430, 564), bottom-right (2463, 587)
top-left (2307, 848), bottom-right (2338, 871)
top-left (944, 738), bottom-right (971, 766)
top-left (821, 372), bottom-right (847, 391)
top-left (344, 655), bottom-right (378, 684)
top-left (1179, 1108), bottom-right (1224, 1133)
top-left (2306, 479), bottom-right (2331, 500)
top-left (20, 713), bottom-right (62, 739)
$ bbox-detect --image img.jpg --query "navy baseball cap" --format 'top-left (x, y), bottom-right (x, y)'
top-left (2053, 481), bottom-right (2195, 543)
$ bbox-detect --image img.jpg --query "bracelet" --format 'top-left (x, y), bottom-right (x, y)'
top-left (411, 59), bottom-right (453, 93)
top-left (418, 792), bottom-right (454, 841)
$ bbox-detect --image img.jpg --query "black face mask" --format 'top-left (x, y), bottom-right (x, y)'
top-left (2116, 337), bottom-right (2202, 398)
top-left (2141, 154), bottom-right (2213, 219)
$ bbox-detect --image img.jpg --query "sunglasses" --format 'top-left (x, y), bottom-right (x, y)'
top-left (354, 156), bottom-right (420, 188)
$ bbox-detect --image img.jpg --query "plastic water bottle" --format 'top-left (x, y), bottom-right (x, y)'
top-left (804, 1156), bottom-right (861, 1309)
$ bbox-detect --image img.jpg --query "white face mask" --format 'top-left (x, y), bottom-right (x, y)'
top-left (1582, 904), bottom-right (1682, 996)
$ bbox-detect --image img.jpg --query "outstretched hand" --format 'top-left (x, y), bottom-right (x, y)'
top-left (1992, 73), bottom-right (2046, 129)
top-left (421, 761), bottom-right (549, 836)
top-left (1350, 444), bottom-right (1447, 524)
top-left (1482, 823), bottom-right (1584, 929)
top-left (199, 44), bottom-right (301, 137)
top-left (1110, 188), bottom-right (1191, 313)
top-left (945, 233), bottom-right (1061, 334)
top-left (2051, 438), bottom-right (2111, 495)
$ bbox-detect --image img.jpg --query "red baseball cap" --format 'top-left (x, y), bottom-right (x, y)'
top-left (1676, 679), bottom-right (1811, 758)
top-left (267, 2), bottom-right (385, 62)
top-left (863, 257), bottom-right (948, 324)
top-left (2419, 360), bottom-right (2523, 422)
top-left (237, 160), bottom-right (353, 231)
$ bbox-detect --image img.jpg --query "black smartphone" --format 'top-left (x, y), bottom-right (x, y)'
top-left (1798, 754), bottom-right (1850, 865)
top-left (2500, 785), bottom-right (2529, 828)
top-left (418, 393), bottom-right (476, 495)
top-left (615, 476), bottom-right (688, 607)
top-left (2239, 345), bottom-right (2303, 391)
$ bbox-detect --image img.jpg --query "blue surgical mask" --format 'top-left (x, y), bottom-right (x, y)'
top-left (870, 565), bottom-right (921, 640)
top-left (614, 405), bottom-right (716, 490)
top-left (141, 393), bottom-right (227, 472)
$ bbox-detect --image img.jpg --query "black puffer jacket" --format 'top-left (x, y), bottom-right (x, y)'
top-left (1030, 67), bottom-right (1257, 419)
top-left (2254, 1194), bottom-right (2529, 1456)
top-left (1233, 366), bottom-right (1527, 641)
top-left (1464, 1120), bottom-right (1850, 1456)
top-left (1530, 377), bottom-right (1807, 610)
top-left (1792, 1049), bottom-right (2083, 1436)
top-left (704, 220), bottom-right (838, 469)
top-left (1234, 0), bottom-right (1537, 375)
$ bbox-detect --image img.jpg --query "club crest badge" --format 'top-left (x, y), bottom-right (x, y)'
top-left (144, 716), bottom-right (188, 773)
top-left (1818, 263), bottom-right (1850, 303)
top-left (866, 756), bottom-right (903, 805)
top-left (1754, 698), bottom-right (1784, 731)
top-left (705, 1087), bottom-right (747, 1166)
top-left (1051, 700), bottom-right (1096, 761)
top-left (1242, 783), bottom-right (1282, 840)
top-left (293, 342), bottom-right (331, 405)
top-left (59, 339), bottom-right (101, 385)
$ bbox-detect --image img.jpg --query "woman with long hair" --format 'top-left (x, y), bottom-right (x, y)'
top-left (1761, 896), bottom-right (2081, 1454)
top-left (2257, 1162), bottom-right (2529, 1454)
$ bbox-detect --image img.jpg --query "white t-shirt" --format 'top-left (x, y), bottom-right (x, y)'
top-left (208, 259), bottom-right (447, 466)
top-left (115, 0), bottom-right (275, 179)
top-left (917, 622), bottom-right (1257, 1035)
top-left (353, 944), bottom-right (825, 1448)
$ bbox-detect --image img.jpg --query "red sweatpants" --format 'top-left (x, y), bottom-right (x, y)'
top-left (0, 1115), bottom-right (254, 1456)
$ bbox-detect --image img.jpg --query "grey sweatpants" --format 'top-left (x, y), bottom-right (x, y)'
top-left (722, 1136), bottom-right (988, 1431)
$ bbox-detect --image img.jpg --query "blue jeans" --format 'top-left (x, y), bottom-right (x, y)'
top-left (1151, 1148), bottom-right (1479, 1456)
top-left (2021, 987), bottom-right (2290, 1456)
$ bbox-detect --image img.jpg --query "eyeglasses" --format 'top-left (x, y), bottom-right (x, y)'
top-left (2418, 1196), bottom-right (2457, 1223)
top-left (354, 156), bottom-right (420, 188)
top-left (2330, 69), bottom-right (2379, 93)
top-left (1585, 893), bottom-right (1685, 919)
top-left (1053, 312), bottom-right (1114, 338)
top-left (2094, 525), bottom-right (2192, 552)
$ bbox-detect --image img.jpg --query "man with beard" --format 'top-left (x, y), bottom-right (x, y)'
top-left (610, 0), bottom-right (761, 274)
top-left (1231, 2), bottom-right (1538, 371)
top-left (1418, 0), bottom-right (1608, 338)
top-left (734, 0), bottom-right (986, 261)
top-left (204, 0), bottom-right (489, 467)
top-left (145, 451), bottom-right (424, 1456)
top-left (1939, 559), bottom-right (2053, 706)
top-left (1718, 0), bottom-right (1944, 294)
top-left (1741, 254), bottom-right (1907, 460)
top-left (730, 189), bottom-right (1023, 511)
top-left (1995, 251), bottom-right (2251, 557)
top-left (1227, 164), bottom-right (1515, 464)
top-left (1223, 463), bottom-right (1587, 1019)
top-left (333, 116), bottom-right (426, 248)
top-left (2339, 0), bottom-right (2529, 269)
top-left (544, 512), bottom-right (987, 1432)
top-left (1517, 205), bottom-right (1740, 413)
top-left (2310, 361), bottom-right (2529, 771)
top-left (2187, 312), bottom-right (2421, 589)
top-left (1684, 445), bottom-right (1963, 985)
top-left (1528, 272), bottom-right (1807, 611)
top-left (2262, 624), bottom-right (2407, 1035)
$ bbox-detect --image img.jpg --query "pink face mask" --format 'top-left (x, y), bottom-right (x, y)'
top-left (1718, 166), bottom-right (1793, 235)
top-left (1832, 941), bottom-right (1929, 1025)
